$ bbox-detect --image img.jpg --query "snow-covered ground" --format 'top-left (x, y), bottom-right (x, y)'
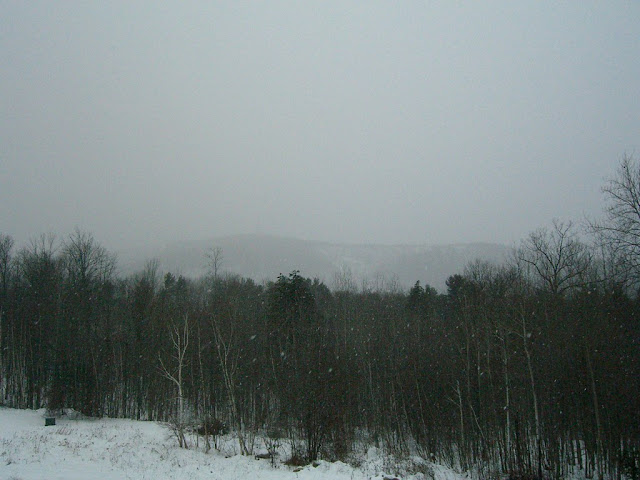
top-left (0, 407), bottom-right (466, 480)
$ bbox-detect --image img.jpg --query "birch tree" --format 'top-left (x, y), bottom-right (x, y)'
top-left (159, 314), bottom-right (190, 448)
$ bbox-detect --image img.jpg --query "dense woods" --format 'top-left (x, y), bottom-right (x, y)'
top-left (1, 159), bottom-right (640, 480)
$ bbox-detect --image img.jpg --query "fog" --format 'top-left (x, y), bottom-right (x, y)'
top-left (2, 2), bottom-right (639, 251)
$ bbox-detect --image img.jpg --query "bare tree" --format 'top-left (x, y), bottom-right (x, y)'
top-left (516, 219), bottom-right (590, 295)
top-left (0, 234), bottom-right (14, 401)
top-left (211, 310), bottom-right (253, 455)
top-left (141, 258), bottom-right (160, 292)
top-left (591, 154), bottom-right (640, 286)
top-left (62, 229), bottom-right (116, 287)
top-left (158, 314), bottom-right (190, 448)
top-left (0, 234), bottom-right (13, 296)
top-left (58, 230), bottom-right (117, 415)
top-left (205, 246), bottom-right (224, 280)
top-left (332, 264), bottom-right (358, 293)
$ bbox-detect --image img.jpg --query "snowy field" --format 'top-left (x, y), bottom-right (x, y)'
top-left (0, 407), bottom-right (464, 480)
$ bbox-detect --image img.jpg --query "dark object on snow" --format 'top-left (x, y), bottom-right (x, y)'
top-left (45, 417), bottom-right (56, 426)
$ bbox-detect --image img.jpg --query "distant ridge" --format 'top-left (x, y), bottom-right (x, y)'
top-left (117, 234), bottom-right (511, 292)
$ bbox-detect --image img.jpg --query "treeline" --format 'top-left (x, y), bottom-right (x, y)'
top-left (1, 159), bottom-right (640, 480)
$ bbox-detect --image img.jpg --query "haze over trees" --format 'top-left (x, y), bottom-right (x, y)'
top-left (0, 158), bottom-right (639, 480)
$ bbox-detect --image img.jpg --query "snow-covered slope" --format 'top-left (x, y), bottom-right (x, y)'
top-left (0, 408), bottom-right (465, 480)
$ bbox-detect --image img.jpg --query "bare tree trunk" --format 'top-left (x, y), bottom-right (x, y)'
top-left (453, 380), bottom-right (467, 471)
top-left (519, 311), bottom-right (541, 477)
top-left (585, 344), bottom-right (603, 478)
top-left (367, 359), bottom-right (379, 447)
top-left (195, 317), bottom-right (211, 452)
top-left (211, 313), bottom-right (251, 455)
top-left (158, 314), bottom-right (190, 448)
top-left (500, 333), bottom-right (512, 472)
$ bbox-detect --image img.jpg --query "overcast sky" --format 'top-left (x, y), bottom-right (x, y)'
top-left (2, 2), bottom-right (639, 251)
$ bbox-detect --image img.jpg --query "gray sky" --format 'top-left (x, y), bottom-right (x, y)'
top-left (2, 1), bottom-right (639, 251)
